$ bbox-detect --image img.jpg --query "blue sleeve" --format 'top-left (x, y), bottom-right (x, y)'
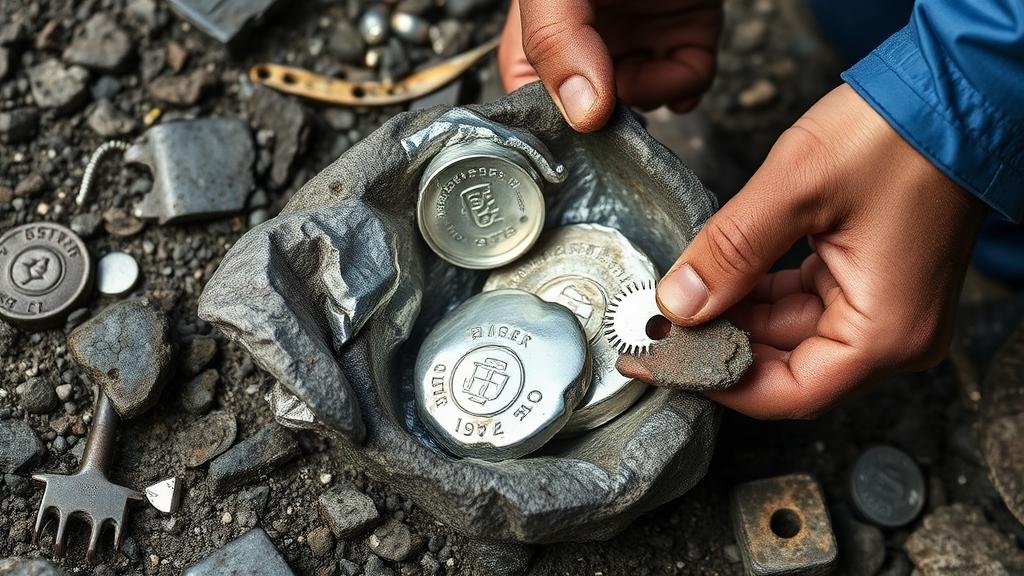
top-left (841, 0), bottom-right (1024, 222)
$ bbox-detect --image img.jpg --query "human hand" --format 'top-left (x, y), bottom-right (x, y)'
top-left (498, 0), bottom-right (722, 132)
top-left (630, 84), bottom-right (987, 419)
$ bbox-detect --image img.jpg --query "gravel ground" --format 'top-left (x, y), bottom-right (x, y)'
top-left (2, 0), bottom-right (1022, 575)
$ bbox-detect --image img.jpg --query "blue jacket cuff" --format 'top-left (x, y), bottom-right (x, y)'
top-left (842, 27), bottom-right (1024, 222)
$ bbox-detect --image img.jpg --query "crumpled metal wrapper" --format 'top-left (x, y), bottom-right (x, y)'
top-left (199, 83), bottom-right (727, 543)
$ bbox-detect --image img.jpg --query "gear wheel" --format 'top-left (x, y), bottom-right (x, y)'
top-left (603, 279), bottom-right (664, 356)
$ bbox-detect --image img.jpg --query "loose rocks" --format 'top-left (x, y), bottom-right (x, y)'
top-left (368, 519), bottom-right (422, 562)
top-left (180, 369), bottom-right (219, 414)
top-left (63, 13), bottom-right (132, 72)
top-left (176, 411), bottom-right (236, 467)
top-left (208, 423), bottom-right (299, 491)
top-left (19, 377), bottom-right (57, 414)
top-left (0, 557), bottom-right (63, 576)
top-left (905, 504), bottom-right (1024, 575)
top-left (183, 528), bottom-right (294, 576)
top-left (248, 86), bottom-right (309, 189)
top-left (464, 539), bottom-right (534, 576)
top-left (28, 59), bottom-right (90, 113)
top-left (181, 336), bottom-right (217, 376)
top-left (0, 419), bottom-right (44, 474)
top-left (0, 109), bottom-right (39, 144)
top-left (319, 483), bottom-right (380, 538)
top-left (148, 69), bottom-right (214, 106)
top-left (87, 99), bottom-right (138, 137)
top-left (68, 299), bottom-right (174, 419)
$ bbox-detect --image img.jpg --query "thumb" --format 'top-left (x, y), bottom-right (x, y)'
top-left (657, 181), bottom-right (813, 326)
top-left (518, 0), bottom-right (615, 132)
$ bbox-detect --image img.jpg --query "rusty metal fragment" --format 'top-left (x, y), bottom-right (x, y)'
top-left (248, 38), bottom-right (498, 107)
top-left (730, 473), bottom-right (838, 576)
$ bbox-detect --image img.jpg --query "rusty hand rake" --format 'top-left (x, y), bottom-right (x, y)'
top-left (32, 392), bottom-right (143, 563)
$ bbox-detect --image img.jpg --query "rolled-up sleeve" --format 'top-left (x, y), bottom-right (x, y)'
top-left (841, 0), bottom-right (1024, 222)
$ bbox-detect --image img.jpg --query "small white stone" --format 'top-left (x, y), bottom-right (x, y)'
top-left (319, 473), bottom-right (333, 485)
top-left (55, 384), bottom-right (73, 401)
top-left (145, 477), bottom-right (182, 514)
top-left (220, 511), bottom-right (233, 525)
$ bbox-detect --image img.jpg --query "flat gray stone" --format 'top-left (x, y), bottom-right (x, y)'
top-left (87, 99), bottom-right (137, 137)
top-left (0, 557), bottom-right (64, 575)
top-left (906, 504), bottom-right (1024, 575)
top-left (176, 410), bottom-right (236, 467)
top-left (28, 59), bottom-right (89, 113)
top-left (248, 86), bottom-right (309, 189)
top-left (319, 482), bottom-right (380, 538)
top-left (68, 299), bottom-right (174, 419)
top-left (363, 556), bottom-right (394, 576)
top-left (63, 13), bottom-right (132, 72)
top-left (980, 321), bottom-right (1024, 526)
top-left (0, 419), bottom-right (44, 474)
top-left (183, 528), bottom-right (293, 576)
top-left (208, 422), bottom-right (299, 492)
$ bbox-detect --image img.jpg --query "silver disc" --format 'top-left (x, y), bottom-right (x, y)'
top-left (414, 289), bottom-right (591, 460)
top-left (0, 223), bottom-right (92, 329)
top-left (96, 251), bottom-right (140, 296)
top-left (483, 224), bottom-right (658, 434)
top-left (416, 140), bottom-right (546, 270)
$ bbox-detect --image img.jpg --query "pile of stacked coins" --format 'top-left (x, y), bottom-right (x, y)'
top-left (414, 140), bottom-right (661, 461)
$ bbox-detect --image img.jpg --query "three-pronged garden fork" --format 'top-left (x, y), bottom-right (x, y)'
top-left (32, 392), bottom-right (143, 563)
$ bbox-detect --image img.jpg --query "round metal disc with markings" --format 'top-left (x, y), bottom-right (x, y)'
top-left (0, 223), bottom-right (92, 329)
top-left (415, 289), bottom-right (591, 460)
top-left (849, 445), bottom-right (926, 528)
top-left (417, 140), bottom-right (545, 270)
top-left (484, 224), bottom-right (658, 434)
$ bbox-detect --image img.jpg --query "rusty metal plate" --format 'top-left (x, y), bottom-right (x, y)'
top-left (730, 473), bottom-right (838, 576)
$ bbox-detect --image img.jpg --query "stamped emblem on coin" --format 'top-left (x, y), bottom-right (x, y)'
top-left (0, 223), bottom-right (92, 329)
top-left (415, 290), bottom-right (590, 460)
top-left (417, 140), bottom-right (545, 269)
top-left (484, 224), bottom-right (659, 434)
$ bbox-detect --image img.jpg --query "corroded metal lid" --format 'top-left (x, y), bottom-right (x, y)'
top-left (414, 289), bottom-right (590, 460)
top-left (416, 140), bottom-right (545, 270)
top-left (484, 224), bottom-right (658, 434)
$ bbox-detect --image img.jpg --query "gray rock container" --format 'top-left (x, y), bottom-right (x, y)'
top-left (199, 83), bottom-right (724, 543)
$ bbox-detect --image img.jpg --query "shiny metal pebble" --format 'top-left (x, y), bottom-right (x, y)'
top-left (0, 223), bottom-right (92, 329)
top-left (391, 12), bottom-right (430, 45)
top-left (850, 445), bottom-right (925, 528)
top-left (359, 5), bottom-right (390, 45)
top-left (417, 140), bottom-right (546, 270)
top-left (415, 289), bottom-right (591, 460)
top-left (96, 251), bottom-right (140, 296)
top-left (484, 224), bottom-right (657, 434)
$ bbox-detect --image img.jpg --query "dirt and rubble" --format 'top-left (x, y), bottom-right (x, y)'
top-left (2, 0), bottom-right (1023, 575)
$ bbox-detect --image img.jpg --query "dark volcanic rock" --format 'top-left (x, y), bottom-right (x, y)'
top-left (176, 411), bottom-right (236, 467)
top-left (0, 557), bottom-right (64, 575)
top-left (0, 419), bottom-right (44, 474)
top-left (464, 539), bottom-right (534, 576)
top-left (28, 59), bottom-right (90, 113)
top-left (363, 555), bottom-right (394, 576)
top-left (248, 86), bottom-right (309, 189)
top-left (87, 99), bottom-right (138, 136)
top-left (180, 369), bottom-right (219, 414)
top-left (905, 503), bottom-right (1024, 575)
top-left (68, 300), bottom-right (174, 419)
top-left (19, 377), bottom-right (57, 414)
top-left (328, 19), bottom-right (364, 64)
top-left (368, 519), bottom-right (422, 562)
top-left (183, 528), bottom-right (293, 576)
top-left (63, 13), bottom-right (132, 72)
top-left (208, 423), bottom-right (299, 491)
top-left (319, 483), bottom-right (380, 538)
top-left (0, 108), bottom-right (38, 144)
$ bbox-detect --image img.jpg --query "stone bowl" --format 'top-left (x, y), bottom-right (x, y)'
top-left (199, 83), bottom-right (723, 543)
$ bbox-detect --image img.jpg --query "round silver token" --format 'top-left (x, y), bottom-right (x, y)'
top-left (96, 251), bottom-right (140, 296)
top-left (417, 140), bottom-right (546, 270)
top-left (483, 224), bottom-right (658, 434)
top-left (0, 223), bottom-right (92, 329)
top-left (415, 289), bottom-right (591, 460)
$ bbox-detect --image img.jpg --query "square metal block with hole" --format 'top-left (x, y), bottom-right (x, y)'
top-left (730, 473), bottom-right (838, 576)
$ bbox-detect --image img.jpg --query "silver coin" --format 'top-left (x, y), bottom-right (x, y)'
top-left (415, 289), bottom-right (590, 460)
top-left (417, 140), bottom-right (546, 270)
top-left (96, 251), bottom-right (140, 296)
top-left (483, 224), bottom-right (658, 434)
top-left (0, 223), bottom-right (92, 329)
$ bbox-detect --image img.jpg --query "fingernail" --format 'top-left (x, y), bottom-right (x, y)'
top-left (658, 264), bottom-right (709, 320)
top-left (558, 75), bottom-right (597, 127)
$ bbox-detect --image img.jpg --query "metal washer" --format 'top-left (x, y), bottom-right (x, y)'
top-left (0, 223), bottom-right (92, 329)
top-left (417, 139), bottom-right (546, 270)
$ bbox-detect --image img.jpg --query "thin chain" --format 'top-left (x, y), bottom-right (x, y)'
top-left (76, 140), bottom-right (132, 206)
